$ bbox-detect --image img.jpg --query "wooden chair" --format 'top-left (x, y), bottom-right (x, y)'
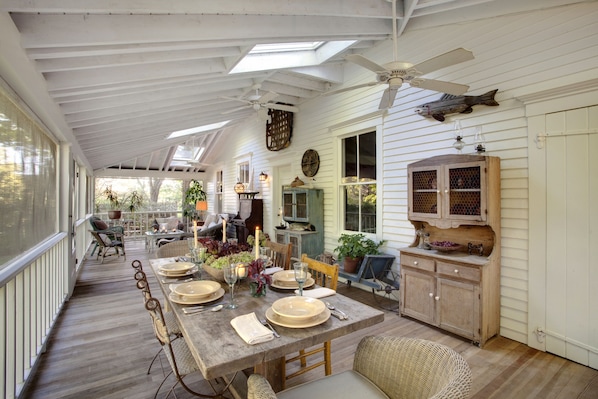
top-left (281, 254), bottom-right (339, 389)
top-left (156, 239), bottom-right (189, 258)
top-left (89, 230), bottom-right (125, 263)
top-left (265, 240), bottom-right (292, 270)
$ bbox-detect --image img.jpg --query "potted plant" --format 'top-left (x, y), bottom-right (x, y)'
top-left (103, 185), bottom-right (122, 220)
top-left (124, 190), bottom-right (144, 213)
top-left (183, 179), bottom-right (207, 220)
top-left (334, 233), bottom-right (385, 273)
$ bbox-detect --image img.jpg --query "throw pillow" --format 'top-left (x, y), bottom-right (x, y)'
top-left (95, 219), bottom-right (108, 230)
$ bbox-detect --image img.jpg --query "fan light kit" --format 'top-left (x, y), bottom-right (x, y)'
top-left (221, 84), bottom-right (298, 121)
top-left (326, 0), bottom-right (474, 110)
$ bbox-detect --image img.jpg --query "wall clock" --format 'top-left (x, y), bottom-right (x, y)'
top-left (301, 149), bottom-right (320, 177)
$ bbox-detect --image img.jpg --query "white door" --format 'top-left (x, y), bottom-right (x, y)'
top-left (530, 105), bottom-right (598, 369)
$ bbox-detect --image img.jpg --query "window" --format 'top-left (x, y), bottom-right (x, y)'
top-left (238, 161), bottom-right (250, 189)
top-left (340, 131), bottom-right (377, 233)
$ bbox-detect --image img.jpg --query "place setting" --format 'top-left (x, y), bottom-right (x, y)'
top-left (167, 279), bottom-right (225, 308)
top-left (157, 261), bottom-right (198, 279)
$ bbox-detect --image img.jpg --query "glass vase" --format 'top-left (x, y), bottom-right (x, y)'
top-left (250, 281), bottom-right (267, 297)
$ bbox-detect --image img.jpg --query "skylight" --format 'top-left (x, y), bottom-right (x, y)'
top-left (230, 40), bottom-right (356, 74)
top-left (168, 120), bottom-right (230, 139)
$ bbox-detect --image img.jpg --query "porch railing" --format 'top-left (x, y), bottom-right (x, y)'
top-left (92, 210), bottom-right (187, 240)
top-left (0, 233), bottom-right (69, 399)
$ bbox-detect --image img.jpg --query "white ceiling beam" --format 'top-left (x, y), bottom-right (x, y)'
top-left (1, 0), bottom-right (393, 18)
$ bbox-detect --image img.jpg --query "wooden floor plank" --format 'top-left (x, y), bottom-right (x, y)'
top-left (22, 240), bottom-right (598, 398)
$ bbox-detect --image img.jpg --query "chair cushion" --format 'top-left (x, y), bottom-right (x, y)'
top-left (94, 219), bottom-right (108, 230)
top-left (277, 370), bottom-right (390, 399)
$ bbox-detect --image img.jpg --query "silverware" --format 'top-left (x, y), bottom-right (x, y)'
top-left (326, 302), bottom-right (348, 320)
top-left (260, 318), bottom-right (280, 338)
top-left (183, 303), bottom-right (225, 314)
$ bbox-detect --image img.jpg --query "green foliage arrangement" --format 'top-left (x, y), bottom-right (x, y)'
top-left (334, 233), bottom-right (385, 259)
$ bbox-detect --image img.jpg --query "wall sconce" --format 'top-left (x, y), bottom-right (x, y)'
top-left (259, 171), bottom-right (268, 182)
top-left (453, 120), bottom-right (465, 153)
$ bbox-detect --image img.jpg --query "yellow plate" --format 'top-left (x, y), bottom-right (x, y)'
top-left (173, 280), bottom-right (221, 299)
top-left (271, 296), bottom-right (326, 321)
top-left (159, 262), bottom-right (195, 274)
top-left (270, 278), bottom-right (315, 290)
top-left (266, 306), bottom-right (330, 329)
top-left (272, 270), bottom-right (312, 286)
top-left (169, 288), bottom-right (225, 305)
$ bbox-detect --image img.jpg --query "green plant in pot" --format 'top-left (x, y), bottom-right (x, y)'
top-left (183, 179), bottom-right (207, 220)
top-left (334, 233), bottom-right (385, 273)
top-left (124, 190), bottom-right (144, 213)
top-left (103, 185), bottom-right (122, 220)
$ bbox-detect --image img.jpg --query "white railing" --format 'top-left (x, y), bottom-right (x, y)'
top-left (92, 211), bottom-right (186, 240)
top-left (0, 233), bottom-right (69, 399)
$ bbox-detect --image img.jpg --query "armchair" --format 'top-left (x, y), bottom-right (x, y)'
top-left (89, 216), bottom-right (125, 258)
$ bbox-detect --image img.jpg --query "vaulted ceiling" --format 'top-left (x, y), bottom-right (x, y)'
top-left (0, 0), bottom-right (585, 176)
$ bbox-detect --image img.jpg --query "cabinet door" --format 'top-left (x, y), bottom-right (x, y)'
top-left (283, 192), bottom-right (294, 220)
top-left (436, 277), bottom-right (479, 340)
top-left (401, 268), bottom-right (435, 324)
top-left (408, 166), bottom-right (441, 220)
top-left (294, 191), bottom-right (308, 221)
top-left (275, 231), bottom-right (286, 244)
top-left (443, 162), bottom-right (486, 223)
top-left (288, 234), bottom-right (300, 259)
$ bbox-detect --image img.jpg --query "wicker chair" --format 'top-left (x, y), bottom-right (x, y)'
top-left (248, 335), bottom-right (472, 399)
top-left (156, 239), bottom-right (190, 258)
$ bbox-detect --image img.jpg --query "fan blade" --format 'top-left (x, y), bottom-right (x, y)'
top-left (345, 54), bottom-right (388, 74)
top-left (221, 105), bottom-right (250, 114)
top-left (322, 81), bottom-right (380, 97)
top-left (258, 91), bottom-right (279, 104)
top-left (220, 96), bottom-right (251, 105)
top-left (409, 79), bottom-right (469, 96)
top-left (412, 48), bottom-right (474, 75)
top-left (378, 87), bottom-right (399, 109)
top-left (264, 103), bottom-right (299, 113)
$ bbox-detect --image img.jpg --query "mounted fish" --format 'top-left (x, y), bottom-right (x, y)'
top-left (415, 89), bottom-right (499, 122)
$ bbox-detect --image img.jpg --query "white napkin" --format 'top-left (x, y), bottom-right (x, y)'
top-left (295, 287), bottom-right (336, 298)
top-left (230, 312), bottom-right (274, 345)
top-left (263, 266), bottom-right (284, 275)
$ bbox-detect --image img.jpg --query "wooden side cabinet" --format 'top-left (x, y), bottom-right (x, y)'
top-left (275, 230), bottom-right (322, 260)
top-left (400, 154), bottom-right (500, 347)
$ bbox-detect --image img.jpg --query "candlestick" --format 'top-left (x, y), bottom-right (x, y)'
top-left (255, 226), bottom-right (260, 260)
top-left (193, 220), bottom-right (198, 248)
top-left (222, 219), bottom-right (226, 242)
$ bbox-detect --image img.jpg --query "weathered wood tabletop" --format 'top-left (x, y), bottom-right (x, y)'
top-left (149, 257), bottom-right (384, 392)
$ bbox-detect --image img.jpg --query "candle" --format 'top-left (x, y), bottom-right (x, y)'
top-left (222, 219), bottom-right (226, 242)
top-left (255, 226), bottom-right (260, 260)
top-left (237, 263), bottom-right (247, 279)
top-left (193, 220), bottom-right (198, 248)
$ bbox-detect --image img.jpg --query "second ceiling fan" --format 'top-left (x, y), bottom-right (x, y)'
top-left (221, 84), bottom-right (298, 121)
top-left (332, 0), bottom-right (475, 109)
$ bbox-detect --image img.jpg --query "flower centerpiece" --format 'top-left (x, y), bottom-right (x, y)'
top-left (247, 258), bottom-right (272, 297)
top-left (198, 237), bottom-right (253, 281)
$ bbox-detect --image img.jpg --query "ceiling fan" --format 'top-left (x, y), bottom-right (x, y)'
top-left (329, 0), bottom-right (474, 109)
top-left (221, 84), bottom-right (299, 120)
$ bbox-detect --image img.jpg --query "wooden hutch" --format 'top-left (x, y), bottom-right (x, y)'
top-left (275, 187), bottom-right (323, 261)
top-left (400, 154), bottom-right (501, 347)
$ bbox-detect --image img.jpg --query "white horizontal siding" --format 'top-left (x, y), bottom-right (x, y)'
top-left (207, 2), bottom-right (598, 345)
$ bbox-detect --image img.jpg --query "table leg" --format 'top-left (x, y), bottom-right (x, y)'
top-left (254, 357), bottom-right (285, 392)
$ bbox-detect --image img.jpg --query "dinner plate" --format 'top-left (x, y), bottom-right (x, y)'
top-left (270, 278), bottom-right (315, 290)
top-left (169, 287), bottom-right (225, 305)
top-left (265, 306), bottom-right (330, 328)
top-left (159, 262), bottom-right (195, 275)
top-left (272, 270), bottom-right (312, 286)
top-left (157, 266), bottom-right (197, 277)
top-left (271, 296), bottom-right (326, 321)
top-left (173, 280), bottom-right (221, 299)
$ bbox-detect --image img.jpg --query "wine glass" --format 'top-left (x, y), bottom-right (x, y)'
top-left (223, 263), bottom-right (239, 309)
top-left (259, 247), bottom-right (272, 266)
top-left (294, 262), bottom-right (309, 296)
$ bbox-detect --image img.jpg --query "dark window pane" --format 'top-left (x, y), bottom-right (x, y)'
top-left (359, 131), bottom-right (376, 180)
top-left (343, 136), bottom-right (357, 178)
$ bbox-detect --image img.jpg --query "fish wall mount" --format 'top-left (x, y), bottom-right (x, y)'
top-left (415, 89), bottom-right (499, 122)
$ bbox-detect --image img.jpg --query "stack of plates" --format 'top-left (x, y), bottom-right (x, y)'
top-left (271, 270), bottom-right (315, 290)
top-left (266, 296), bottom-right (331, 328)
top-left (169, 280), bottom-right (224, 305)
top-left (157, 262), bottom-right (196, 277)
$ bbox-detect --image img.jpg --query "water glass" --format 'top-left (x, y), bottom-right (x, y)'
top-left (223, 263), bottom-right (239, 309)
top-left (293, 262), bottom-right (309, 296)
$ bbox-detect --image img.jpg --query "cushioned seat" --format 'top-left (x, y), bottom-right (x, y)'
top-left (248, 335), bottom-right (472, 399)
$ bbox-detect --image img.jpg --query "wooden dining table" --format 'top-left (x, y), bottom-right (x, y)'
top-left (148, 257), bottom-right (385, 396)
